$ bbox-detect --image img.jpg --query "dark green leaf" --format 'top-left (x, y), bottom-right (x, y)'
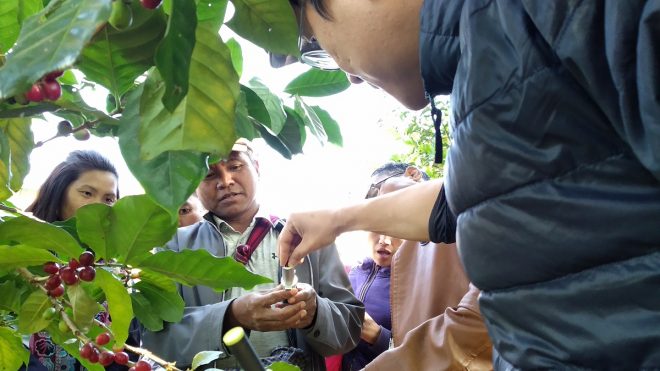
top-left (0, 0), bottom-right (112, 100)
top-left (75, 203), bottom-right (112, 259)
top-left (17, 0), bottom-right (43, 24)
top-left (235, 91), bottom-right (258, 140)
top-left (0, 279), bottom-right (27, 312)
top-left (284, 69), bottom-right (350, 97)
top-left (197, 0), bottom-right (227, 26)
top-left (56, 86), bottom-right (118, 129)
top-left (156, 0), bottom-right (197, 112)
top-left (67, 284), bottom-right (103, 333)
top-left (18, 290), bottom-right (51, 333)
top-left (240, 85), bottom-right (269, 126)
top-left (227, 0), bottom-right (299, 56)
top-left (0, 118), bottom-right (33, 192)
top-left (0, 102), bottom-right (58, 119)
top-left (139, 268), bottom-right (177, 293)
top-left (95, 268), bottom-right (132, 346)
top-left (139, 22), bottom-right (239, 160)
top-left (192, 351), bottom-right (223, 370)
top-left (0, 0), bottom-right (20, 53)
top-left (246, 78), bottom-right (285, 134)
top-left (311, 106), bottom-right (342, 146)
top-left (139, 249), bottom-right (271, 292)
top-left (0, 245), bottom-right (61, 269)
top-left (0, 129), bottom-right (11, 201)
top-left (294, 96), bottom-right (326, 144)
top-left (278, 107), bottom-right (304, 155)
top-left (131, 291), bottom-right (162, 331)
top-left (254, 124), bottom-right (291, 159)
top-left (0, 216), bottom-right (83, 258)
top-left (118, 86), bottom-right (208, 220)
top-left (133, 281), bottom-right (183, 323)
top-left (76, 195), bottom-right (176, 265)
top-left (78, 2), bottom-right (166, 97)
top-left (0, 327), bottom-right (29, 371)
top-left (226, 38), bottom-right (243, 77)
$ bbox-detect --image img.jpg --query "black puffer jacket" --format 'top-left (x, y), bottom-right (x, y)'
top-left (423, 0), bottom-right (660, 369)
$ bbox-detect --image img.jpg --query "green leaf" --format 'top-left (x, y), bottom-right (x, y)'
top-left (46, 322), bottom-right (104, 371)
top-left (278, 107), bottom-right (305, 155)
top-left (0, 0), bottom-right (112, 100)
top-left (192, 351), bottom-right (223, 370)
top-left (234, 91), bottom-right (258, 140)
top-left (133, 281), bottom-right (183, 323)
top-left (76, 195), bottom-right (176, 265)
top-left (254, 124), bottom-right (291, 159)
top-left (0, 216), bottom-right (83, 258)
top-left (0, 118), bottom-right (33, 192)
top-left (269, 361), bottom-right (301, 371)
top-left (284, 69), bottom-right (350, 97)
top-left (240, 84), bottom-right (270, 126)
top-left (18, 290), bottom-right (51, 333)
top-left (95, 268), bottom-right (132, 346)
top-left (75, 203), bottom-right (112, 259)
top-left (55, 86), bottom-right (118, 130)
top-left (16, 0), bottom-right (43, 24)
top-left (131, 291), bottom-right (162, 331)
top-left (226, 38), bottom-right (243, 77)
top-left (156, 0), bottom-right (197, 112)
top-left (139, 22), bottom-right (239, 160)
top-left (118, 85), bottom-right (208, 220)
top-left (139, 268), bottom-right (177, 293)
top-left (67, 284), bottom-right (103, 333)
top-left (311, 106), bottom-right (342, 146)
top-left (78, 2), bottom-right (166, 97)
top-left (227, 0), bottom-right (299, 56)
top-left (0, 130), bottom-right (11, 201)
top-left (0, 0), bottom-right (20, 53)
top-left (294, 96), bottom-right (326, 144)
top-left (0, 327), bottom-right (29, 371)
top-left (197, 0), bottom-right (227, 26)
top-left (0, 279), bottom-right (27, 312)
top-left (0, 245), bottom-right (61, 269)
top-left (139, 249), bottom-right (271, 291)
top-left (246, 78), bottom-right (285, 134)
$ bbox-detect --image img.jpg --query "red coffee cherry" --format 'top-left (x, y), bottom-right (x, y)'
top-left (114, 351), bottom-right (129, 365)
top-left (25, 84), bottom-right (44, 102)
top-left (99, 351), bottom-right (115, 366)
top-left (48, 285), bottom-right (65, 297)
top-left (88, 348), bottom-right (100, 364)
top-left (69, 258), bottom-right (80, 270)
top-left (79, 251), bottom-right (95, 267)
top-left (140, 0), bottom-right (162, 10)
top-left (44, 70), bottom-right (64, 81)
top-left (43, 262), bottom-right (60, 275)
top-left (59, 267), bottom-right (78, 285)
top-left (80, 342), bottom-right (94, 359)
top-left (41, 80), bottom-right (61, 101)
top-left (45, 275), bottom-right (62, 290)
top-left (79, 266), bottom-right (96, 282)
top-left (134, 360), bottom-right (152, 371)
top-left (95, 332), bottom-right (111, 346)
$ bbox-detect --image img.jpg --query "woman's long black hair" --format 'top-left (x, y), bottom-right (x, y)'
top-left (26, 150), bottom-right (118, 222)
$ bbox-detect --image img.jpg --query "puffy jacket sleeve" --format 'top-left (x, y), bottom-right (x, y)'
top-left (301, 243), bottom-right (365, 356)
top-left (365, 285), bottom-right (492, 371)
top-left (522, 0), bottom-right (660, 180)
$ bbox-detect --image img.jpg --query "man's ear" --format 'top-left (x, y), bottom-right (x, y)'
top-left (404, 166), bottom-right (422, 182)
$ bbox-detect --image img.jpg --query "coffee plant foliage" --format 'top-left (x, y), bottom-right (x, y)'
top-left (0, 0), bottom-right (345, 369)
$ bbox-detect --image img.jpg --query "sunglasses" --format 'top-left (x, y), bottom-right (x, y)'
top-left (365, 171), bottom-right (406, 199)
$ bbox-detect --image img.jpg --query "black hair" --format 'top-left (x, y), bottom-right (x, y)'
top-left (371, 161), bottom-right (431, 181)
top-left (290, 0), bottom-right (331, 20)
top-left (26, 150), bottom-right (119, 222)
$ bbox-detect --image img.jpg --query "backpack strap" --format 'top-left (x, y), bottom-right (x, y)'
top-left (234, 215), bottom-right (284, 265)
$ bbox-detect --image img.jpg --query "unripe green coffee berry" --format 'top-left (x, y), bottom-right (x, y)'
top-left (42, 307), bottom-right (57, 321)
top-left (58, 319), bottom-right (69, 333)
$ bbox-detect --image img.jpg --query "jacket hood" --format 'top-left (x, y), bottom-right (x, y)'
top-left (419, 0), bottom-right (465, 96)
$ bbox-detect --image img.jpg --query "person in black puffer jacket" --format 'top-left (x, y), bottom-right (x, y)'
top-left (275, 0), bottom-right (660, 369)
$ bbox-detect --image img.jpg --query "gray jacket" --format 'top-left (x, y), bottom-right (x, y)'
top-left (142, 213), bottom-right (364, 370)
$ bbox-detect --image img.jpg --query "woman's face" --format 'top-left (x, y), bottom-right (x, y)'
top-left (60, 170), bottom-right (118, 220)
top-left (368, 232), bottom-right (403, 267)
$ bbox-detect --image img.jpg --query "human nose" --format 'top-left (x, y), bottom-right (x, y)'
top-left (215, 170), bottom-right (234, 189)
top-left (378, 235), bottom-right (392, 246)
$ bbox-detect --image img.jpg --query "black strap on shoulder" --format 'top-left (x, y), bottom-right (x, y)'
top-left (427, 92), bottom-right (443, 164)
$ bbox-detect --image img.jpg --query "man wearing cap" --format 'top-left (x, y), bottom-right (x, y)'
top-left (276, 0), bottom-right (660, 369)
top-left (142, 140), bottom-right (364, 370)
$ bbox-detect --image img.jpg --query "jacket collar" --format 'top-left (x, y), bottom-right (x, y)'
top-left (419, 0), bottom-right (465, 97)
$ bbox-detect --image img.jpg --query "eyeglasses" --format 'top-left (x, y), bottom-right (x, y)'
top-left (297, 5), bottom-right (340, 70)
top-left (365, 171), bottom-right (406, 199)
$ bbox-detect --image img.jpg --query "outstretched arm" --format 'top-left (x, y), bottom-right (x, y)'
top-left (278, 179), bottom-right (442, 267)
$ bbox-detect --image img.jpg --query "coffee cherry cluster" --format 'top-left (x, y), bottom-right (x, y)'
top-left (24, 71), bottom-right (63, 103)
top-left (43, 251), bottom-right (97, 296)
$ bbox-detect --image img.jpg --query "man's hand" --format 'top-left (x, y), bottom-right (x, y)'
top-left (277, 209), bottom-right (341, 267)
top-left (360, 312), bottom-right (381, 344)
top-left (284, 283), bottom-right (318, 329)
top-left (227, 286), bottom-right (306, 332)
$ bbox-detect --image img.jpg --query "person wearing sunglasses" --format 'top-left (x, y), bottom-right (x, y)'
top-left (141, 139), bottom-right (364, 370)
top-left (276, 0), bottom-right (660, 369)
